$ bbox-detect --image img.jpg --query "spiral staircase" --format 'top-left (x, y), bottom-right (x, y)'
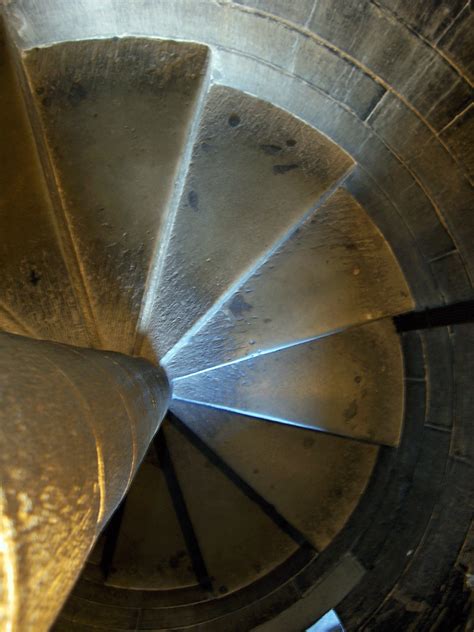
top-left (0, 1), bottom-right (472, 630)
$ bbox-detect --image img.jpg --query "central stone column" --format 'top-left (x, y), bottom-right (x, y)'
top-left (0, 332), bottom-right (170, 631)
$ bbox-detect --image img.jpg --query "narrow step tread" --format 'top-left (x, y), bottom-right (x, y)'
top-left (165, 187), bottom-right (413, 379)
top-left (170, 402), bottom-right (378, 551)
top-left (173, 318), bottom-right (404, 447)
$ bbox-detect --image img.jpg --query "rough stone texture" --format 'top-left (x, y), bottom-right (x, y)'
top-left (368, 91), bottom-right (474, 288)
top-left (293, 34), bottom-right (386, 120)
top-left (165, 188), bottom-right (412, 379)
top-left (307, 0), bottom-right (472, 130)
top-left (0, 1), bottom-right (472, 630)
top-left (23, 38), bottom-right (209, 355)
top-left (375, 0), bottom-right (467, 42)
top-left (438, 4), bottom-right (474, 81)
top-left (234, 0), bottom-right (314, 25)
top-left (353, 135), bottom-right (454, 261)
top-left (0, 21), bottom-right (93, 346)
top-left (354, 325), bottom-right (473, 630)
top-left (0, 333), bottom-right (169, 632)
top-left (344, 168), bottom-right (441, 308)
top-left (60, 597), bottom-right (140, 630)
top-left (430, 252), bottom-right (473, 304)
top-left (340, 379), bottom-right (436, 625)
top-left (3, 0), bottom-right (472, 308)
top-left (173, 319), bottom-right (405, 446)
top-left (142, 84), bottom-right (353, 359)
top-left (217, 47), bottom-right (459, 300)
top-left (441, 103), bottom-right (474, 184)
top-left (339, 323), bottom-right (470, 630)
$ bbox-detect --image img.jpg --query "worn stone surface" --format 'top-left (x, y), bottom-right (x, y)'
top-left (0, 21), bottom-right (92, 346)
top-left (166, 188), bottom-right (412, 378)
top-left (359, 137), bottom-right (454, 261)
top-left (307, 0), bottom-right (472, 130)
top-left (293, 34), bottom-right (386, 120)
top-left (163, 422), bottom-right (298, 596)
top-left (0, 1), bottom-right (472, 630)
top-left (103, 462), bottom-right (196, 591)
top-left (430, 252), bottom-right (473, 304)
top-left (375, 0), bottom-right (467, 42)
top-left (0, 333), bottom-right (169, 631)
top-left (173, 319), bottom-right (404, 446)
top-left (60, 596), bottom-right (140, 629)
top-left (344, 168), bottom-right (441, 308)
top-left (369, 91), bottom-right (474, 287)
top-left (143, 84), bottom-right (353, 360)
top-left (438, 4), bottom-right (474, 81)
top-left (228, 58), bottom-right (463, 288)
top-left (234, 0), bottom-right (314, 25)
top-left (441, 103), bottom-right (474, 184)
top-left (349, 325), bottom-right (473, 631)
top-left (23, 38), bottom-right (209, 355)
top-left (171, 401), bottom-right (378, 551)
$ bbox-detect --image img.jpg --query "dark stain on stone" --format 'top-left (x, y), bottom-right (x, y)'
top-left (41, 95), bottom-right (52, 108)
top-left (29, 269), bottom-right (41, 286)
top-left (263, 318), bottom-right (272, 324)
top-left (35, 86), bottom-right (45, 96)
top-left (260, 143), bottom-right (283, 155)
top-left (219, 585), bottom-right (228, 594)
top-left (68, 82), bottom-right (88, 106)
top-left (169, 551), bottom-right (185, 569)
top-left (354, 375), bottom-right (362, 384)
top-left (286, 138), bottom-right (297, 146)
top-left (229, 293), bottom-right (253, 317)
top-left (188, 189), bottom-right (199, 210)
top-left (273, 163), bottom-right (299, 175)
top-left (344, 400), bottom-right (358, 421)
top-left (228, 113), bottom-right (241, 127)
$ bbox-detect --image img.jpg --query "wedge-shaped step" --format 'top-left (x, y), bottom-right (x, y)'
top-left (0, 305), bottom-right (29, 338)
top-left (23, 37), bottom-right (209, 353)
top-left (163, 422), bottom-right (300, 595)
top-left (165, 188), bottom-right (413, 378)
top-left (0, 21), bottom-right (90, 345)
top-left (173, 319), bottom-right (404, 446)
top-left (144, 85), bottom-right (354, 359)
top-left (104, 461), bottom-right (196, 591)
top-left (170, 402), bottom-right (378, 551)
